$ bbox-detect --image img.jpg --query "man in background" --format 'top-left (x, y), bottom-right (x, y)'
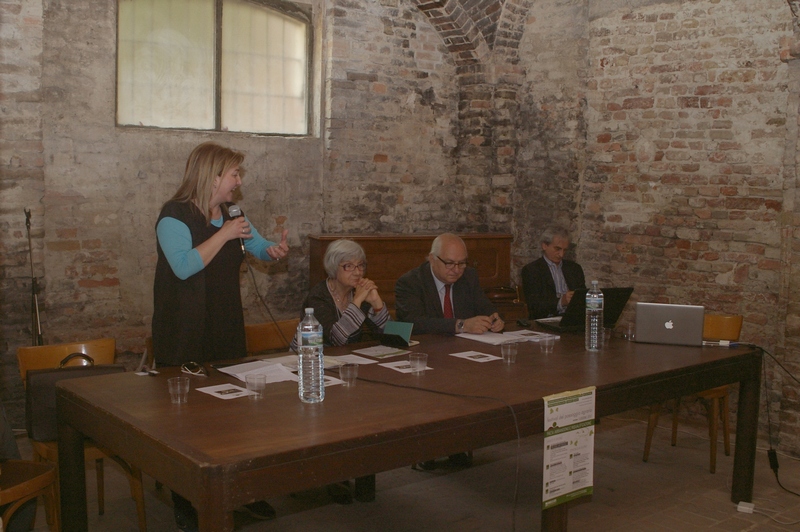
top-left (521, 226), bottom-right (586, 320)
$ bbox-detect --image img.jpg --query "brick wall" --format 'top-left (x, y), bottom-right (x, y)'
top-left (0, 0), bottom-right (44, 425)
top-left (579, 0), bottom-right (793, 445)
top-left (324, 0), bottom-right (461, 234)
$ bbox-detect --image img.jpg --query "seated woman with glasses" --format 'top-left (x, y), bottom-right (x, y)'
top-left (300, 239), bottom-right (390, 346)
top-left (297, 239), bottom-right (386, 504)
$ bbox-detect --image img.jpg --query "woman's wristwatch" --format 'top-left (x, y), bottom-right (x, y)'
top-left (456, 319), bottom-right (465, 334)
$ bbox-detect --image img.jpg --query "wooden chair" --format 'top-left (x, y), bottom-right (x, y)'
top-left (17, 338), bottom-right (148, 531)
top-left (0, 460), bottom-right (59, 531)
top-left (643, 314), bottom-right (743, 473)
top-left (245, 318), bottom-right (300, 354)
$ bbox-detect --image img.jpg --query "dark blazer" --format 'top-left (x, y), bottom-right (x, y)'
top-left (395, 262), bottom-right (497, 335)
top-left (521, 257), bottom-right (586, 320)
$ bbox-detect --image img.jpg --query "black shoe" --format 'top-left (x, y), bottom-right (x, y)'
top-left (174, 507), bottom-right (198, 532)
top-left (416, 460), bottom-right (437, 471)
top-left (239, 500), bottom-right (276, 520)
top-left (172, 492), bottom-right (198, 532)
top-left (354, 474), bottom-right (376, 502)
top-left (448, 452), bottom-right (472, 467)
top-left (327, 482), bottom-right (353, 505)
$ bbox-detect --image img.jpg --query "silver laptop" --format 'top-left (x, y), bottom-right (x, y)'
top-left (635, 302), bottom-right (705, 346)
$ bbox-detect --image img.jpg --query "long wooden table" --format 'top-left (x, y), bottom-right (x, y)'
top-left (56, 333), bottom-right (761, 531)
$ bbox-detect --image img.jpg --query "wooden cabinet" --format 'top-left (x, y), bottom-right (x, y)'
top-left (308, 233), bottom-right (527, 320)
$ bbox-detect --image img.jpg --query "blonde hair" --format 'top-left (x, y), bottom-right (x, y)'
top-left (169, 142), bottom-right (245, 223)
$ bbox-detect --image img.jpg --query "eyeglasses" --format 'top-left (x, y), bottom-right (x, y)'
top-left (341, 262), bottom-right (367, 272)
top-left (437, 256), bottom-right (468, 270)
top-left (181, 362), bottom-right (208, 377)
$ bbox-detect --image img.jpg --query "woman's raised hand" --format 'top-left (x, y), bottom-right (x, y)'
top-left (267, 229), bottom-right (289, 260)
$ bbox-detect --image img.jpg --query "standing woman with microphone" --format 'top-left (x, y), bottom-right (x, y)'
top-left (152, 142), bottom-right (288, 528)
top-left (152, 142), bottom-right (289, 366)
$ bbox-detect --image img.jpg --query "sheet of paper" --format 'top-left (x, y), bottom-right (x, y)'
top-left (449, 351), bottom-right (501, 362)
top-left (216, 360), bottom-right (297, 383)
top-left (352, 345), bottom-right (411, 359)
top-left (196, 384), bottom-right (253, 400)
top-left (455, 331), bottom-right (509, 345)
top-left (379, 360), bottom-right (430, 373)
top-left (333, 354), bottom-right (379, 365)
top-left (536, 317), bottom-right (562, 324)
top-left (324, 375), bottom-right (344, 386)
top-left (260, 355), bottom-right (341, 371)
top-left (503, 330), bottom-right (560, 342)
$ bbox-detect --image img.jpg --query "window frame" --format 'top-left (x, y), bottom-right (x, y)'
top-left (115, 0), bottom-right (314, 136)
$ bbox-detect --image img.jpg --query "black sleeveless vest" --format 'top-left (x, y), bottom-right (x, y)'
top-left (152, 201), bottom-right (246, 365)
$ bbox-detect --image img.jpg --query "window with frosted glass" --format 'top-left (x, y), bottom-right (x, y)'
top-left (117, 0), bottom-right (310, 135)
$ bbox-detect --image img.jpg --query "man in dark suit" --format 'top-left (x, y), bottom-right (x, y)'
top-left (521, 226), bottom-right (586, 320)
top-left (395, 233), bottom-right (502, 470)
top-left (395, 233), bottom-right (504, 335)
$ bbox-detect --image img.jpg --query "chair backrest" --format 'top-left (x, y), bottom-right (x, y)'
top-left (245, 319), bottom-right (299, 354)
top-left (17, 338), bottom-right (116, 387)
top-left (702, 314), bottom-right (743, 342)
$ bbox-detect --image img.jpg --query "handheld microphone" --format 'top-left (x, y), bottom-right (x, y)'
top-left (227, 204), bottom-right (246, 254)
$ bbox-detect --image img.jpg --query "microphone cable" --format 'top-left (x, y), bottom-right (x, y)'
top-left (354, 375), bottom-right (523, 532)
top-left (244, 255), bottom-right (296, 353)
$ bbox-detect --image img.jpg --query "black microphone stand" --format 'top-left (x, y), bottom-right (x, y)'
top-left (25, 208), bottom-right (44, 346)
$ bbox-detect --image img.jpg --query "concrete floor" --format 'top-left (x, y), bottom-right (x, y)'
top-left (20, 407), bottom-right (800, 531)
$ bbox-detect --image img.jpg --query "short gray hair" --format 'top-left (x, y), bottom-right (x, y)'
top-left (540, 226), bottom-right (571, 246)
top-left (324, 239), bottom-right (366, 278)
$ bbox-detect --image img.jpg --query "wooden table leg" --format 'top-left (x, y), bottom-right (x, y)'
top-left (197, 506), bottom-right (235, 532)
top-left (731, 352), bottom-right (761, 504)
top-left (542, 504), bottom-right (568, 531)
top-left (57, 413), bottom-right (88, 531)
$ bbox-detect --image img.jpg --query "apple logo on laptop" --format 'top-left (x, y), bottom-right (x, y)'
top-left (664, 320), bottom-right (674, 330)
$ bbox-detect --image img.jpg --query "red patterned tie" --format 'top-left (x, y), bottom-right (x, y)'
top-left (443, 285), bottom-right (454, 319)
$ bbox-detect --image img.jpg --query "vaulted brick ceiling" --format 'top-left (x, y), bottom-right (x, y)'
top-left (413, 0), bottom-right (505, 65)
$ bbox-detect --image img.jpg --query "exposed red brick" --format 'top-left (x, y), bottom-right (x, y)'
top-left (757, 259), bottom-right (781, 271)
top-left (56, 228), bottom-right (78, 239)
top-left (622, 97), bottom-right (653, 109)
top-left (46, 241), bottom-right (80, 252)
top-left (77, 278), bottom-right (120, 288)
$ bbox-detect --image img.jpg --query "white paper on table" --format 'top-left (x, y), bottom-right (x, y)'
top-left (455, 331), bottom-right (509, 345)
top-left (333, 354), bottom-right (379, 365)
top-left (261, 355), bottom-right (341, 371)
top-left (325, 375), bottom-right (344, 386)
top-left (352, 345), bottom-right (410, 359)
top-left (503, 330), bottom-right (560, 342)
top-left (536, 317), bottom-right (562, 324)
top-left (379, 360), bottom-right (431, 373)
top-left (196, 384), bottom-right (254, 400)
top-left (216, 360), bottom-right (297, 383)
top-left (449, 351), bottom-right (501, 362)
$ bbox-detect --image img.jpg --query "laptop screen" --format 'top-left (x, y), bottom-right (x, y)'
top-left (634, 302), bottom-right (704, 346)
top-left (536, 287), bottom-right (633, 332)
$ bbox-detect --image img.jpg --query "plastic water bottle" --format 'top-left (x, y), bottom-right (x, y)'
top-left (585, 280), bottom-right (604, 351)
top-left (297, 308), bottom-right (325, 403)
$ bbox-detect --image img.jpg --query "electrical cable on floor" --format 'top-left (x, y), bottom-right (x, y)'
top-left (755, 343), bottom-right (800, 499)
top-left (355, 375), bottom-right (522, 532)
top-left (750, 507), bottom-right (800, 525)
